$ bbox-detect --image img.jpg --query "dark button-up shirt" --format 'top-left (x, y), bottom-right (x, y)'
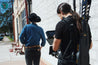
top-left (19, 23), bottom-right (46, 47)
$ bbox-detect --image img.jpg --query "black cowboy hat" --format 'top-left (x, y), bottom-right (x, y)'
top-left (28, 13), bottom-right (41, 22)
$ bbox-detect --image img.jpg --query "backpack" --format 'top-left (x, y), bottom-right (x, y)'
top-left (58, 17), bottom-right (79, 65)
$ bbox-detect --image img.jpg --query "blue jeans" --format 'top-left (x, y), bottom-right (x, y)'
top-left (25, 47), bottom-right (41, 65)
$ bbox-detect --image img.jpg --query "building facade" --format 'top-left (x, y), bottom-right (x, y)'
top-left (13, 0), bottom-right (29, 42)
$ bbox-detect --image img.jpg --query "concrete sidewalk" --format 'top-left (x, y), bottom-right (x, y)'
top-left (0, 42), bottom-right (50, 65)
top-left (0, 36), bottom-right (50, 65)
top-left (0, 58), bottom-right (50, 65)
top-left (0, 60), bottom-right (26, 65)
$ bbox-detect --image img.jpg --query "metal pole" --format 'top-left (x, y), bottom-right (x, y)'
top-left (27, 0), bottom-right (31, 23)
top-left (11, 0), bottom-right (15, 41)
top-left (28, 0), bottom-right (31, 16)
top-left (25, 0), bottom-right (29, 24)
top-left (79, 0), bottom-right (82, 17)
top-left (73, 0), bottom-right (76, 11)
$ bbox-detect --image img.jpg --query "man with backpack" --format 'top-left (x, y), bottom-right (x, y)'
top-left (52, 3), bottom-right (80, 65)
top-left (52, 2), bottom-right (93, 65)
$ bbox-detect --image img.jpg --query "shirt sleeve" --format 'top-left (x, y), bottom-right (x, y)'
top-left (19, 25), bottom-right (26, 44)
top-left (40, 28), bottom-right (46, 47)
top-left (55, 22), bottom-right (64, 39)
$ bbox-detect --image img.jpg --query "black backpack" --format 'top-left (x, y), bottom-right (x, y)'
top-left (58, 17), bottom-right (79, 65)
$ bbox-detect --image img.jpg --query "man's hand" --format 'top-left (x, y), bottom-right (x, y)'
top-left (40, 46), bottom-right (43, 50)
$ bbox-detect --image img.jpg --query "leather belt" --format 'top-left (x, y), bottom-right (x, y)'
top-left (25, 45), bottom-right (40, 48)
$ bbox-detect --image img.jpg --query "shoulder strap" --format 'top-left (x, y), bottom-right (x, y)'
top-left (62, 23), bottom-right (74, 58)
top-left (61, 17), bottom-right (77, 59)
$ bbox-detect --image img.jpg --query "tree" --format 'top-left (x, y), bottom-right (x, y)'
top-left (0, 8), bottom-right (13, 34)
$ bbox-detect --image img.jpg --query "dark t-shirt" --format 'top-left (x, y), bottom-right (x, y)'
top-left (55, 16), bottom-right (80, 57)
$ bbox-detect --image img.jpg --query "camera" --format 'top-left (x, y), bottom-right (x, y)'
top-left (49, 46), bottom-right (60, 58)
top-left (46, 30), bottom-right (61, 58)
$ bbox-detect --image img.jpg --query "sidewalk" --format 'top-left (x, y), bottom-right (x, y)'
top-left (0, 36), bottom-right (49, 65)
top-left (0, 60), bottom-right (26, 65)
top-left (0, 59), bottom-right (47, 65)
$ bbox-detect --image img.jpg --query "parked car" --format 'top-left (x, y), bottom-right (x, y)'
top-left (0, 36), bottom-right (3, 41)
top-left (0, 33), bottom-right (5, 37)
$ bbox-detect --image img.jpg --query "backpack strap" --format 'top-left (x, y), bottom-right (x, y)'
top-left (61, 17), bottom-right (77, 60)
top-left (62, 23), bottom-right (75, 58)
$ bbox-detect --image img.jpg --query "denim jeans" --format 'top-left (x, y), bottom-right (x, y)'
top-left (25, 47), bottom-right (41, 65)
